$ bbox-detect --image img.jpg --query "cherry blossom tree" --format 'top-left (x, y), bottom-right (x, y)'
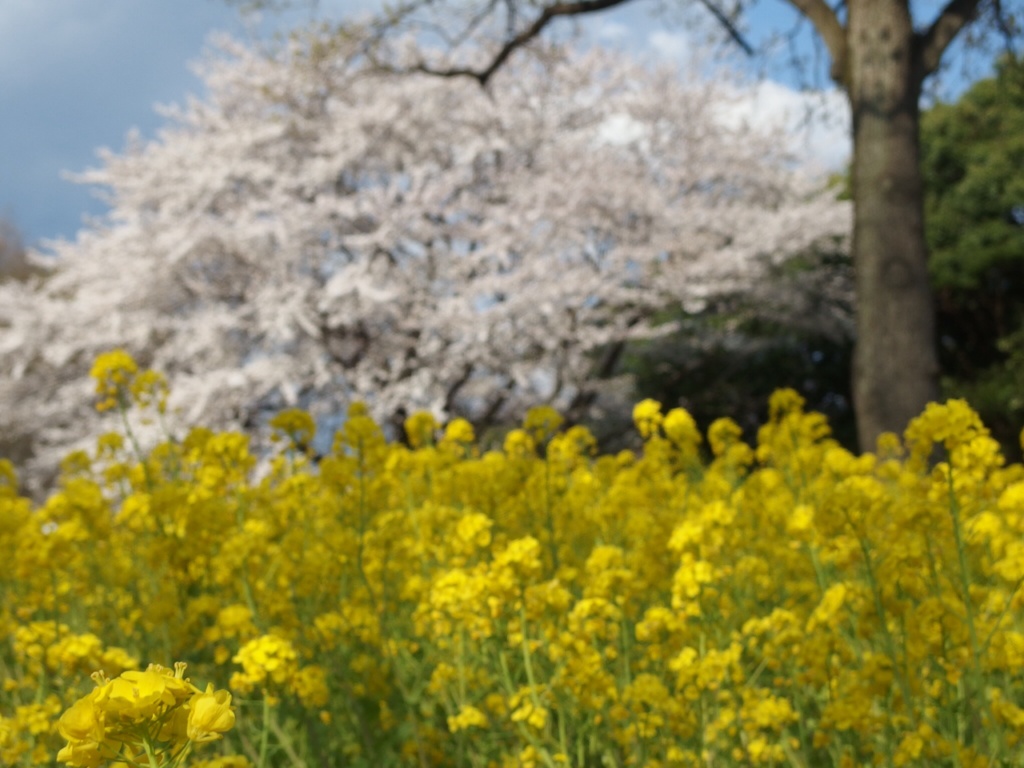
top-left (0, 30), bottom-right (849, 495)
top-left (325, 0), bottom-right (1021, 450)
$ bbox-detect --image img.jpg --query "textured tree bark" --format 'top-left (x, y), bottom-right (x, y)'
top-left (847, 0), bottom-right (940, 449)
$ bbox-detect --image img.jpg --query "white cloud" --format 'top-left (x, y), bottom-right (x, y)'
top-left (593, 83), bottom-right (848, 174)
top-left (648, 30), bottom-right (691, 62)
top-left (596, 20), bottom-right (631, 41)
top-left (641, 26), bottom-right (850, 172)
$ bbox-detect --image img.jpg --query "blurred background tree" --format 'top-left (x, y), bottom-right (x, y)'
top-left (0, 217), bottom-right (31, 283)
top-left (923, 53), bottom-right (1024, 460)
top-left (0, 217), bottom-right (36, 475)
top-left (610, 245), bottom-right (856, 453)
top-left (617, 54), bottom-right (1024, 459)
top-left (0, 35), bottom-right (848, 497)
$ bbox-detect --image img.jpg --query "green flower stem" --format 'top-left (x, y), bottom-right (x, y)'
top-left (856, 531), bottom-right (918, 730)
top-left (265, 707), bottom-right (309, 768)
top-left (945, 467), bottom-right (1006, 756)
top-left (258, 694), bottom-right (271, 768)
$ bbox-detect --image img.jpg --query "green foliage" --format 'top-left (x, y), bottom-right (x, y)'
top-left (922, 54), bottom-right (1024, 458)
top-left (922, 54), bottom-right (1024, 290)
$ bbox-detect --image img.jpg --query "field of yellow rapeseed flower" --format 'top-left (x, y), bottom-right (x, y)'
top-left (2, 351), bottom-right (1024, 767)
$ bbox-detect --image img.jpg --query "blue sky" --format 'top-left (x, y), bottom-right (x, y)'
top-left (1, 2), bottom-right (267, 246)
top-left (0, 0), bottom-right (985, 249)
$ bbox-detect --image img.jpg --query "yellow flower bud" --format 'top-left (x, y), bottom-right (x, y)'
top-left (57, 697), bottom-right (104, 743)
top-left (187, 685), bottom-right (235, 743)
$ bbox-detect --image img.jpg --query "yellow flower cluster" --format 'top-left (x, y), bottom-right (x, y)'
top-left (229, 635), bottom-right (300, 702)
top-left (89, 350), bottom-right (167, 414)
top-left (3, 352), bottom-right (1024, 767)
top-left (57, 663), bottom-right (233, 768)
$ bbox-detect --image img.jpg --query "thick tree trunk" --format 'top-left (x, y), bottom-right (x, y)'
top-left (847, 0), bottom-right (940, 450)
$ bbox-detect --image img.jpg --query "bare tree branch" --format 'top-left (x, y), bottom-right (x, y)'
top-left (695, 0), bottom-right (756, 55)
top-left (915, 0), bottom-right (984, 77)
top-left (449, 0), bottom-right (503, 49)
top-left (786, 0), bottom-right (848, 84)
top-left (991, 0), bottom-right (1021, 51)
top-left (408, 0), bottom-right (636, 85)
top-left (379, 0), bottom-right (756, 85)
